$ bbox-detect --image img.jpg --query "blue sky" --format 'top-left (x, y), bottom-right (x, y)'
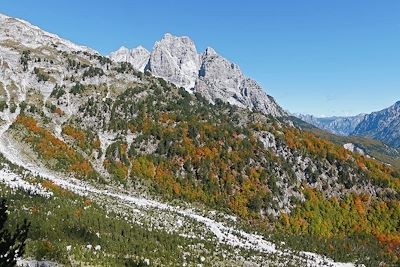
top-left (1, 0), bottom-right (399, 116)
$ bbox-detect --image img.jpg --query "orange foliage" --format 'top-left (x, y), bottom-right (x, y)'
top-left (15, 115), bottom-right (94, 179)
top-left (93, 138), bottom-right (101, 150)
top-left (284, 127), bottom-right (400, 192)
top-left (354, 197), bottom-right (365, 216)
top-left (53, 107), bottom-right (63, 116)
top-left (228, 194), bottom-right (249, 218)
top-left (74, 209), bottom-right (82, 218)
top-left (284, 128), bottom-right (351, 161)
top-left (68, 160), bottom-right (94, 177)
top-left (280, 213), bottom-right (290, 227)
top-left (42, 180), bottom-right (73, 197)
top-left (31, 207), bottom-right (39, 214)
top-left (15, 115), bottom-right (41, 134)
top-left (120, 143), bottom-right (127, 155)
top-left (356, 159), bottom-right (367, 171)
top-left (127, 123), bottom-right (136, 133)
top-left (304, 187), bottom-right (318, 202)
top-left (63, 125), bottom-right (85, 148)
top-left (161, 112), bottom-right (169, 123)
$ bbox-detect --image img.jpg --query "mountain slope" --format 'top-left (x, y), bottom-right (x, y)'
top-left (352, 101), bottom-right (400, 148)
top-left (292, 116), bottom-right (400, 169)
top-left (297, 101), bottom-right (400, 150)
top-left (109, 33), bottom-right (286, 117)
top-left (0, 13), bottom-right (94, 54)
top-left (0, 13), bottom-right (399, 266)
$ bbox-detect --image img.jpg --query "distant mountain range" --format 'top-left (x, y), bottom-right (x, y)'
top-left (296, 113), bottom-right (367, 136)
top-left (297, 101), bottom-right (400, 148)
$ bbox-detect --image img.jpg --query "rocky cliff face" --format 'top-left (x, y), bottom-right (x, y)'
top-left (109, 34), bottom-right (286, 117)
top-left (352, 101), bottom-right (400, 148)
top-left (146, 33), bottom-right (200, 90)
top-left (195, 48), bottom-right (284, 117)
top-left (109, 46), bottom-right (150, 72)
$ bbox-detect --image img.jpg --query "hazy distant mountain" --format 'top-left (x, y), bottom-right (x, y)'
top-left (297, 102), bottom-right (400, 148)
top-left (296, 114), bottom-right (366, 136)
top-left (352, 101), bottom-right (400, 148)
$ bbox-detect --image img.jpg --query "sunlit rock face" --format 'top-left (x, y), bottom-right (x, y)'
top-left (110, 34), bottom-right (286, 117)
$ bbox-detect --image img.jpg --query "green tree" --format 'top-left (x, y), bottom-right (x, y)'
top-left (0, 199), bottom-right (30, 267)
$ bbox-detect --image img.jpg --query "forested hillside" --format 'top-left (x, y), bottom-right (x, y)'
top-left (0, 13), bottom-right (399, 266)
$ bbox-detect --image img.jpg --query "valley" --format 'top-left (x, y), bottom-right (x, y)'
top-left (0, 12), bottom-right (399, 267)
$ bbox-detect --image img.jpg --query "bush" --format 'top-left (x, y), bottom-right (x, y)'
top-left (33, 67), bottom-right (50, 82)
top-left (83, 66), bottom-right (104, 78)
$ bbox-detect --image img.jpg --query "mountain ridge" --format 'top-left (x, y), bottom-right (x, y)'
top-left (352, 100), bottom-right (400, 148)
top-left (297, 101), bottom-right (400, 149)
top-left (0, 13), bottom-right (96, 54)
top-left (296, 113), bottom-right (367, 136)
top-left (109, 33), bottom-right (286, 117)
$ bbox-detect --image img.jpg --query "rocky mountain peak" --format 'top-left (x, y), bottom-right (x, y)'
top-left (115, 46), bottom-right (130, 53)
top-left (134, 45), bottom-right (148, 52)
top-left (109, 45), bottom-right (150, 72)
top-left (160, 33), bottom-right (194, 46)
top-left (296, 114), bottom-right (367, 136)
top-left (146, 33), bottom-right (201, 90)
top-left (196, 44), bottom-right (285, 117)
top-left (109, 33), bottom-right (286, 117)
top-left (389, 100), bottom-right (400, 111)
top-left (109, 46), bottom-right (130, 61)
top-left (204, 47), bottom-right (217, 57)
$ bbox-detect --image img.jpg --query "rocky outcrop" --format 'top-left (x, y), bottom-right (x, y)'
top-left (196, 47), bottom-right (284, 116)
top-left (146, 33), bottom-right (200, 90)
top-left (109, 46), bottom-right (150, 72)
top-left (109, 34), bottom-right (286, 117)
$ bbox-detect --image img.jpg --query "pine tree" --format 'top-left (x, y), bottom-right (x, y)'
top-left (0, 199), bottom-right (30, 267)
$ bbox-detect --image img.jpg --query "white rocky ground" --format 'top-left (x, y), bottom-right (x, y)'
top-left (343, 143), bottom-right (366, 156)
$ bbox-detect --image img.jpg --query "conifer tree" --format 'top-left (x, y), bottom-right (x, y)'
top-left (0, 199), bottom-right (30, 267)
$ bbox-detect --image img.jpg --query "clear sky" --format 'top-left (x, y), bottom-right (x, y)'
top-left (1, 0), bottom-right (399, 116)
